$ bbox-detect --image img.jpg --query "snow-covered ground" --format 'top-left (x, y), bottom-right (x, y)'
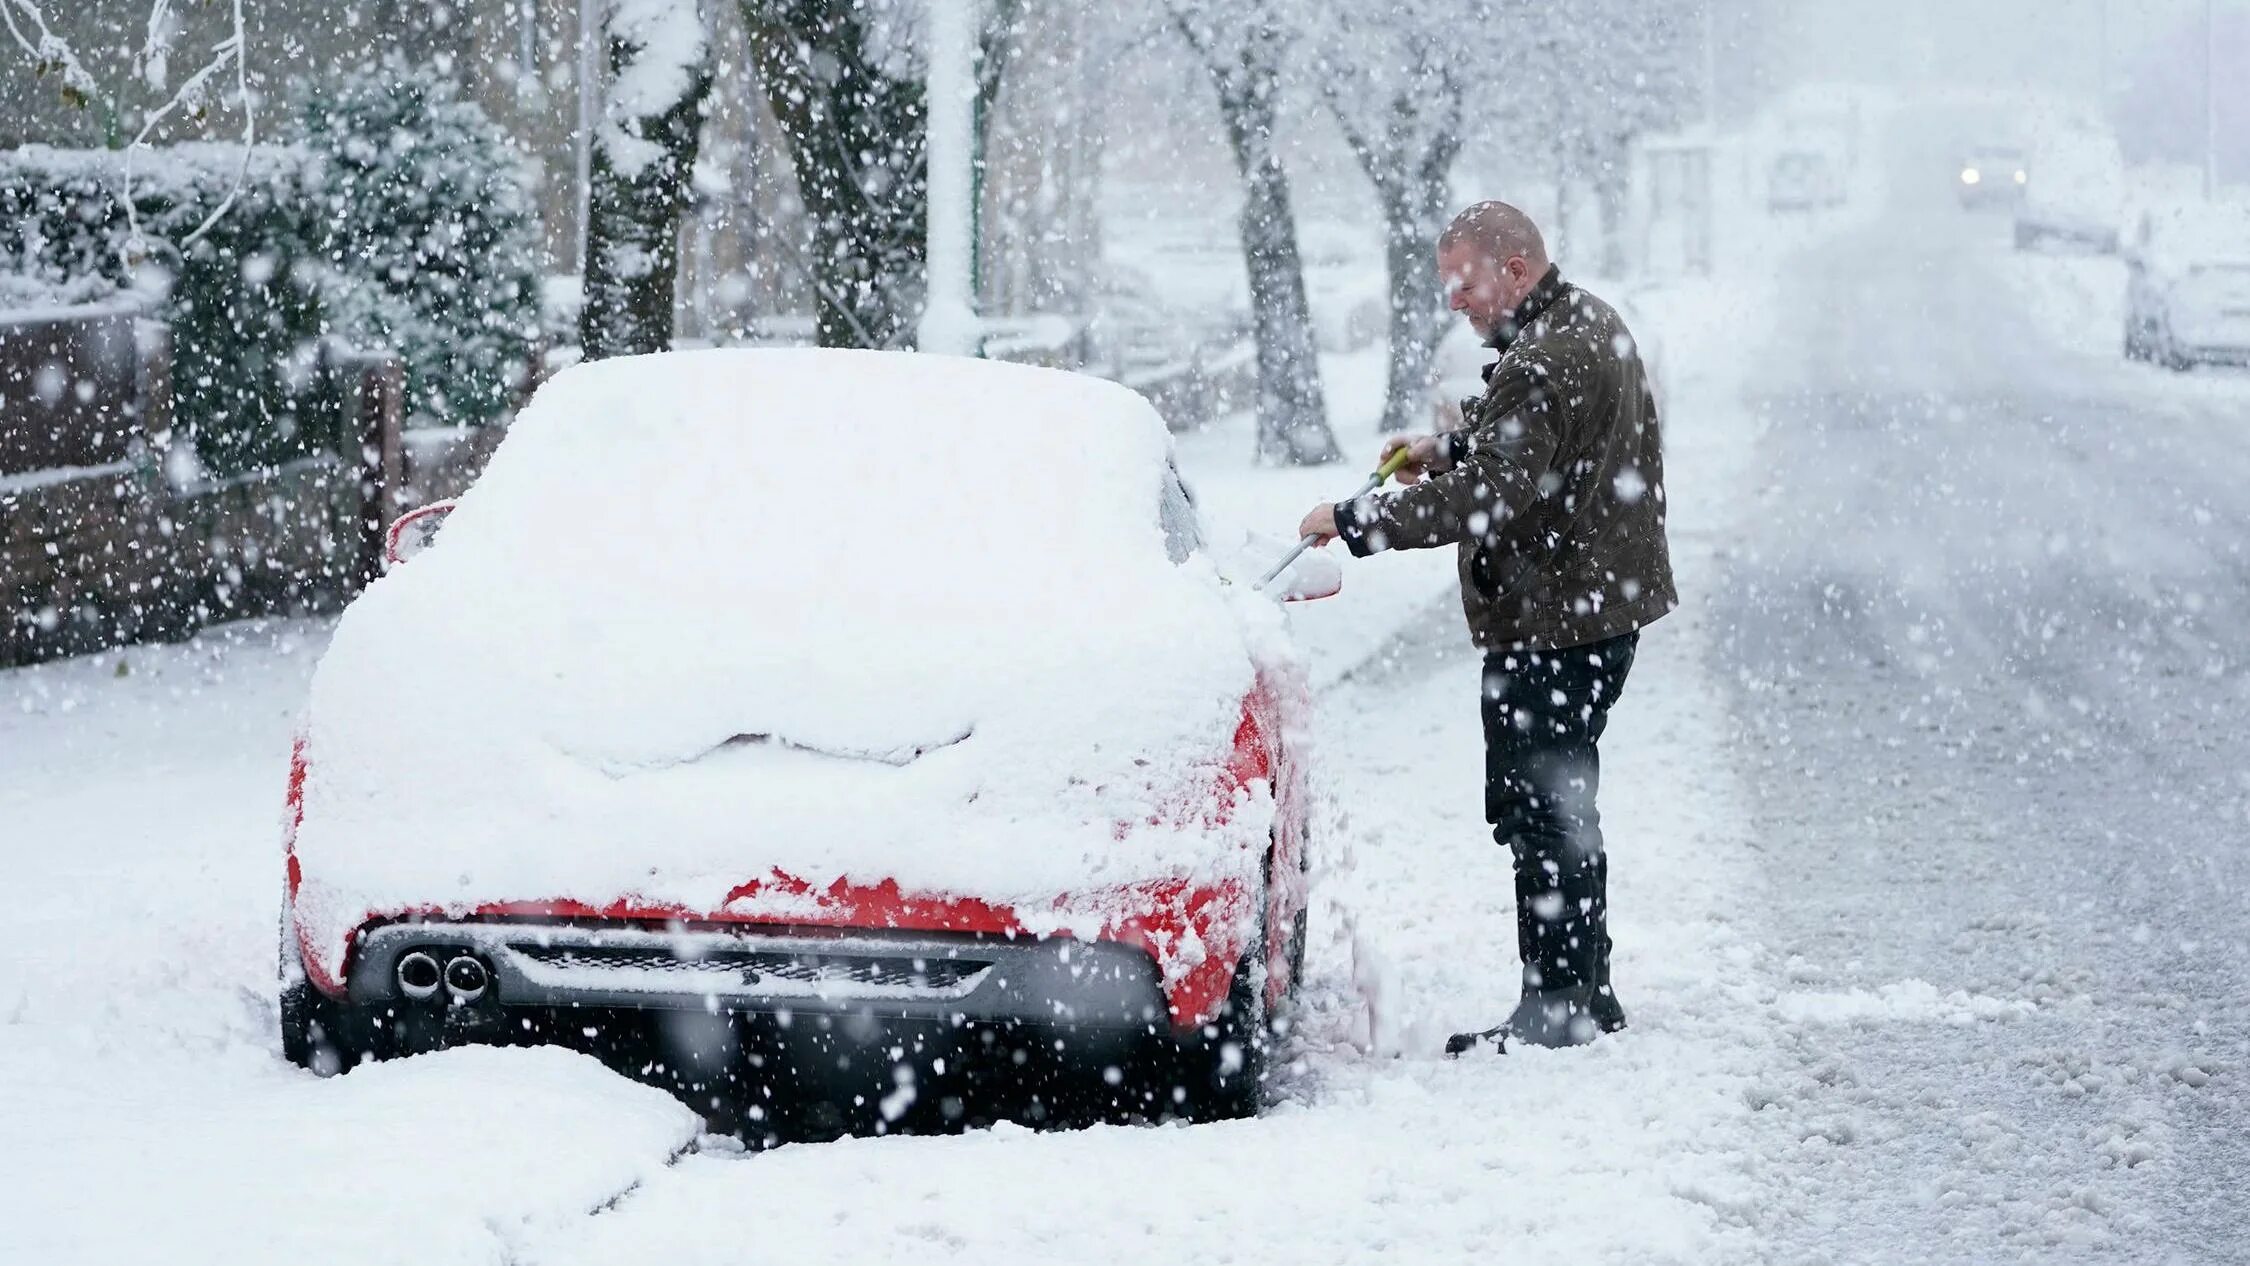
top-left (16, 95), bottom-right (2242, 1262)
top-left (1, 250), bottom-right (1791, 1263)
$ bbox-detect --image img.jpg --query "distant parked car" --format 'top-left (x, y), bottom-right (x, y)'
top-left (2123, 201), bottom-right (2250, 369)
top-left (1769, 149), bottom-right (1843, 212)
top-left (279, 348), bottom-right (1333, 1125)
top-left (1958, 144), bottom-right (2028, 209)
top-left (2013, 132), bottom-right (2124, 252)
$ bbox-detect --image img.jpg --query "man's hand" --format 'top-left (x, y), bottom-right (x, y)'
top-left (1378, 433), bottom-right (1452, 485)
top-left (1296, 502), bottom-right (1339, 545)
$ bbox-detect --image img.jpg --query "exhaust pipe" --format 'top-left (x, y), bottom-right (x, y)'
top-left (396, 951), bottom-right (442, 1001)
top-left (443, 954), bottom-right (490, 1003)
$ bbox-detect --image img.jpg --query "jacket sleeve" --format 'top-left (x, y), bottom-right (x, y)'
top-left (1334, 355), bottom-right (1561, 556)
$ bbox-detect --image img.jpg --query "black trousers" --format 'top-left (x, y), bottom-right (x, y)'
top-left (1481, 631), bottom-right (1638, 993)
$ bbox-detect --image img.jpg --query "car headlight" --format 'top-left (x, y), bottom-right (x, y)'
top-left (1961, 167), bottom-right (1981, 185)
top-left (2013, 170), bottom-right (2028, 185)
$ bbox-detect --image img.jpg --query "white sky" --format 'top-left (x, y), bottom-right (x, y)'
top-left (1758, 0), bottom-right (2223, 101)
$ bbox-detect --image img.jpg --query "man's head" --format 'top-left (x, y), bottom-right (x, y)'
top-left (1437, 202), bottom-right (1551, 343)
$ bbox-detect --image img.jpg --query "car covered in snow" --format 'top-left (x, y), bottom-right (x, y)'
top-left (2012, 131), bottom-right (2125, 253)
top-left (1957, 143), bottom-right (2028, 209)
top-left (278, 348), bottom-right (1334, 1122)
top-left (1768, 148), bottom-right (1844, 213)
top-left (2123, 199), bottom-right (2250, 369)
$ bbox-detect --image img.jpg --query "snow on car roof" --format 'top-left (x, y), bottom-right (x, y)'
top-left (292, 349), bottom-right (1280, 975)
top-left (2140, 199), bottom-right (2250, 268)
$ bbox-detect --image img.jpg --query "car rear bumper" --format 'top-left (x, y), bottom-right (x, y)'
top-left (2169, 311), bottom-right (2250, 360)
top-left (349, 919), bottom-right (1172, 1032)
top-left (2179, 344), bottom-right (2250, 364)
top-left (2015, 214), bottom-right (2118, 249)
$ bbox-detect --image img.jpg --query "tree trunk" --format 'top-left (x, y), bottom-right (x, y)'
top-left (1324, 71), bottom-right (1462, 442)
top-left (1212, 32), bottom-right (1337, 466)
top-left (740, 1), bottom-right (927, 349)
top-left (580, 11), bottom-right (712, 361)
top-left (1553, 172), bottom-right (1575, 253)
top-left (1377, 189), bottom-right (1449, 436)
top-left (1594, 148), bottom-right (1630, 278)
top-left (1237, 157), bottom-right (1336, 464)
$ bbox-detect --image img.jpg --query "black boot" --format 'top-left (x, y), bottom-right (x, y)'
top-left (1444, 984), bottom-right (1603, 1054)
top-left (1446, 866), bottom-right (1607, 1056)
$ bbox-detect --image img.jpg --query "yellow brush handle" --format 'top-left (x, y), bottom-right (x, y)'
top-left (1253, 444), bottom-right (1418, 591)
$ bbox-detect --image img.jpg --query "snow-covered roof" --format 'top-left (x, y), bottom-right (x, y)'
top-left (292, 349), bottom-right (1280, 975)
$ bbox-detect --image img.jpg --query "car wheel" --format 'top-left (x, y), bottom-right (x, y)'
top-left (281, 974), bottom-right (365, 1076)
top-left (2161, 328), bottom-right (2194, 372)
top-left (279, 938), bottom-right (413, 1075)
top-left (1170, 949), bottom-right (1269, 1121)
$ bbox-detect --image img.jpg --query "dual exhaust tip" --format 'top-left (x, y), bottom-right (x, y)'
top-left (396, 950), bottom-right (490, 1004)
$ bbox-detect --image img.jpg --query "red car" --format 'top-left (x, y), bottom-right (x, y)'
top-left (278, 349), bottom-right (1336, 1124)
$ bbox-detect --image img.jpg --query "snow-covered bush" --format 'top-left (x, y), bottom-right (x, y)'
top-left (0, 144), bottom-right (339, 475)
top-left (291, 58), bottom-right (541, 428)
top-left (0, 69), bottom-right (537, 473)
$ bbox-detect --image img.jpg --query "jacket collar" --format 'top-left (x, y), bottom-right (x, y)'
top-left (1485, 264), bottom-right (1568, 355)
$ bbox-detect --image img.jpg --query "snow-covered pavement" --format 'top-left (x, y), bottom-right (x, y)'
top-left (0, 307), bottom-right (1782, 1262)
top-left (0, 374), bottom-right (1779, 1261)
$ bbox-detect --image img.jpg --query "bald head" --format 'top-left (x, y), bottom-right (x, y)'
top-left (1438, 201), bottom-right (1549, 272)
top-left (1437, 201), bottom-right (1551, 343)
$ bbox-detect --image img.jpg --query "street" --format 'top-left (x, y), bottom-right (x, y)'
top-left (1718, 110), bottom-right (2250, 1258)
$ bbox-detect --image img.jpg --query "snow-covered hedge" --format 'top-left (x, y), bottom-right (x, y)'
top-left (0, 143), bottom-right (339, 475)
top-left (0, 66), bottom-right (537, 474)
top-left (293, 59), bottom-right (541, 429)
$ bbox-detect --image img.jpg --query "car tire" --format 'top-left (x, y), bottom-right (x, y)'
top-left (2161, 327), bottom-right (2194, 372)
top-left (1160, 845), bottom-right (1284, 1123)
top-left (1170, 947), bottom-right (1269, 1122)
top-left (280, 974), bottom-right (364, 1076)
top-left (279, 939), bottom-right (414, 1076)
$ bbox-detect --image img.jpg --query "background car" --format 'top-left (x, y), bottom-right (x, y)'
top-left (1769, 148), bottom-right (1845, 212)
top-left (1958, 143), bottom-right (2029, 209)
top-left (278, 348), bottom-right (1334, 1132)
top-left (2123, 199), bottom-right (2250, 369)
top-left (2013, 129), bottom-right (2125, 252)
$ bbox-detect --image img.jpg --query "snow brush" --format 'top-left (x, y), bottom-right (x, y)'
top-left (1253, 445), bottom-right (1418, 591)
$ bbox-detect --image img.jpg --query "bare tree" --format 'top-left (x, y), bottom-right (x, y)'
top-left (1, 0), bottom-right (256, 256)
top-left (1312, 3), bottom-right (1467, 437)
top-left (736, 0), bottom-right (1027, 349)
top-left (1533, 0), bottom-right (1697, 275)
top-left (581, 0), bottom-right (712, 360)
top-left (1165, 0), bottom-right (1338, 465)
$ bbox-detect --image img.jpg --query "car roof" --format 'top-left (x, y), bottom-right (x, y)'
top-left (2146, 200), bottom-right (2250, 254)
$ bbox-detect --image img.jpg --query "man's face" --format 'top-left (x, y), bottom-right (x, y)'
top-left (1439, 243), bottom-right (1533, 342)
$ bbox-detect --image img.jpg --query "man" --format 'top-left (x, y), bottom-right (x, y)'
top-left (1296, 201), bottom-right (1676, 1053)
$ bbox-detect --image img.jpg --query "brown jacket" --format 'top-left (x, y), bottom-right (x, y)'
top-left (1334, 267), bottom-right (1677, 651)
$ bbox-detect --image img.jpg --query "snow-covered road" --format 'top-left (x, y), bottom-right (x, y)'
top-left (1715, 108), bottom-right (2250, 1260)
top-left (7, 102), bottom-right (2244, 1264)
